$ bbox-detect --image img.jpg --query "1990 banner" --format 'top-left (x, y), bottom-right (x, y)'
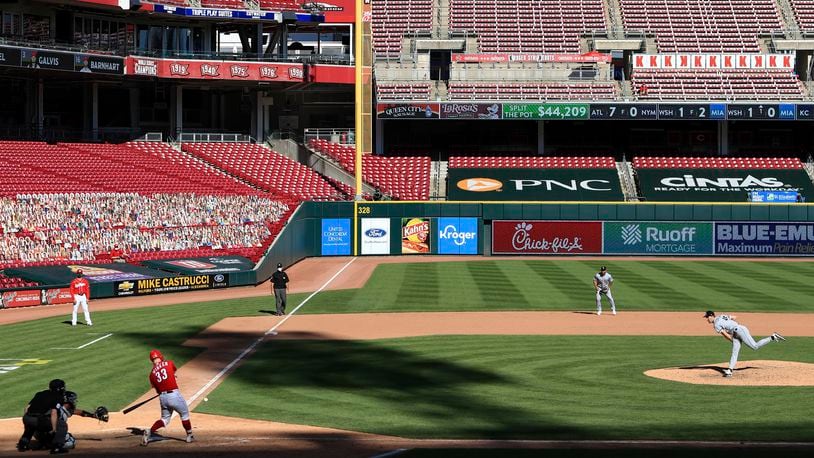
top-left (492, 221), bottom-right (602, 254)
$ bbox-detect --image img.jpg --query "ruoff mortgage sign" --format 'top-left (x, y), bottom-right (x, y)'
top-left (604, 222), bottom-right (714, 255)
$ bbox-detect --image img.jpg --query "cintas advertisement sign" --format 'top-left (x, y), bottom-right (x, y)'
top-left (448, 168), bottom-right (623, 201)
top-left (714, 222), bottom-right (814, 256)
top-left (492, 221), bottom-right (602, 255)
top-left (604, 222), bottom-right (713, 255)
top-left (637, 169), bottom-right (814, 202)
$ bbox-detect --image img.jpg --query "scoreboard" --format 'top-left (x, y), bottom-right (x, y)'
top-left (377, 102), bottom-right (814, 121)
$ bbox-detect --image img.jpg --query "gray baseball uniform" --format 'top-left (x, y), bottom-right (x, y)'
top-left (594, 272), bottom-right (616, 315)
top-left (713, 315), bottom-right (773, 370)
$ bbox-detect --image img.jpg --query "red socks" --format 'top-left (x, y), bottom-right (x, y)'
top-left (182, 419), bottom-right (192, 433)
top-left (150, 420), bottom-right (165, 433)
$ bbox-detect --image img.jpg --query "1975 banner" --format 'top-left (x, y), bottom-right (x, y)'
top-left (492, 221), bottom-right (602, 255)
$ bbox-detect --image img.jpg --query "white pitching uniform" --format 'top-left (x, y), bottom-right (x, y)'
top-left (594, 272), bottom-right (616, 315)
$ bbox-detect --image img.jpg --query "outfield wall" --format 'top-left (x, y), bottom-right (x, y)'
top-left (256, 201), bottom-right (814, 276)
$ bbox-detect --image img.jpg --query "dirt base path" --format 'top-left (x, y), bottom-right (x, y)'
top-left (3, 256), bottom-right (814, 456)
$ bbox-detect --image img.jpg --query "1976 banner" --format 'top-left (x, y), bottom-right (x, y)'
top-left (492, 221), bottom-right (602, 255)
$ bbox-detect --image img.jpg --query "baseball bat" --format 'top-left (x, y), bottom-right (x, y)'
top-left (122, 394), bottom-right (159, 415)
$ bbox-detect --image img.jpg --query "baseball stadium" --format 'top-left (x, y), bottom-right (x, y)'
top-left (2, 0), bottom-right (814, 456)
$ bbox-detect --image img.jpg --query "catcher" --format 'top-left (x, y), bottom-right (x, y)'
top-left (43, 391), bottom-right (109, 454)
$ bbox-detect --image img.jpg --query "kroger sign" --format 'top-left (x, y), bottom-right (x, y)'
top-left (603, 222), bottom-right (713, 255)
top-left (437, 218), bottom-right (479, 254)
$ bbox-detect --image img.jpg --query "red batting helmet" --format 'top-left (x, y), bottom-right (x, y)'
top-left (149, 349), bottom-right (163, 361)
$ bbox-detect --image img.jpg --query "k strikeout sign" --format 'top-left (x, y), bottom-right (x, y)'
top-left (126, 57), bottom-right (305, 82)
top-left (633, 54), bottom-right (794, 69)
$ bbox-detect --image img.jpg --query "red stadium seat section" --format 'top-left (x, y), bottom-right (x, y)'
top-left (376, 82), bottom-right (433, 101)
top-left (632, 157), bottom-right (803, 169)
top-left (0, 141), bottom-right (261, 196)
top-left (0, 141), bottom-right (301, 269)
top-left (792, 0), bottom-right (814, 30)
top-left (631, 70), bottom-right (806, 100)
top-left (448, 156), bottom-right (616, 169)
top-left (620, 0), bottom-right (782, 53)
top-left (181, 142), bottom-right (343, 201)
top-left (447, 82), bottom-right (618, 101)
top-left (309, 139), bottom-right (431, 200)
top-left (449, 0), bottom-right (607, 53)
top-left (372, 0), bottom-right (434, 57)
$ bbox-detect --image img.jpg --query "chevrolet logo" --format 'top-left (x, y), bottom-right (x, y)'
top-left (118, 281), bottom-right (134, 291)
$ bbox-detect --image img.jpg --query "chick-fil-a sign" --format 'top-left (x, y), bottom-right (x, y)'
top-left (492, 220), bottom-right (602, 254)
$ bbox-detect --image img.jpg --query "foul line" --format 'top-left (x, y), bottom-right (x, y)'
top-left (51, 333), bottom-right (113, 350)
top-left (188, 257), bottom-right (358, 404)
top-left (369, 449), bottom-right (409, 458)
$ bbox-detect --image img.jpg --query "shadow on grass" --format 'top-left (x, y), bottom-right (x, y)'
top-left (678, 365), bottom-right (757, 376)
top-left (156, 329), bottom-right (585, 440)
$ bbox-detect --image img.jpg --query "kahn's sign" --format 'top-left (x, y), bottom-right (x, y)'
top-left (637, 169), bottom-right (814, 202)
top-left (448, 168), bottom-right (623, 201)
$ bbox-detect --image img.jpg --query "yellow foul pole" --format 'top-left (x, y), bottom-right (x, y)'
top-left (353, 0), bottom-right (364, 200)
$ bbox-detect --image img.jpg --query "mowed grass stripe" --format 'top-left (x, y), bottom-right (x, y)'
top-left (641, 261), bottom-right (788, 306)
top-left (198, 335), bottom-right (814, 441)
top-left (523, 261), bottom-right (590, 308)
top-left (466, 261), bottom-right (531, 309)
top-left (396, 262), bottom-right (442, 308)
top-left (295, 259), bottom-right (814, 314)
top-left (702, 262), bottom-right (814, 300)
top-left (575, 260), bottom-right (700, 307)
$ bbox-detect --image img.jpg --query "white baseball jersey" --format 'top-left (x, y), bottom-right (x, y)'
top-left (713, 315), bottom-right (738, 334)
top-left (594, 272), bottom-right (613, 292)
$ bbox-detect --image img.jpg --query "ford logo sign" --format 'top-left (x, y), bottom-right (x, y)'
top-left (214, 274), bottom-right (225, 282)
top-left (365, 228), bottom-right (386, 238)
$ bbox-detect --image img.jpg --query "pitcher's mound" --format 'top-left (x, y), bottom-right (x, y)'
top-left (645, 360), bottom-right (814, 386)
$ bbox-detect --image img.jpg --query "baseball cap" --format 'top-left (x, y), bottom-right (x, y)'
top-left (149, 349), bottom-right (163, 361)
top-left (277, 263), bottom-right (282, 268)
top-left (599, 266), bottom-right (607, 271)
top-left (704, 310), bottom-right (715, 318)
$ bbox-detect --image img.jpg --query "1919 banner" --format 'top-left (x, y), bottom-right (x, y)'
top-left (492, 221), bottom-right (602, 254)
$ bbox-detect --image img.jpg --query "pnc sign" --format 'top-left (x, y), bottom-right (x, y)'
top-left (448, 168), bottom-right (623, 201)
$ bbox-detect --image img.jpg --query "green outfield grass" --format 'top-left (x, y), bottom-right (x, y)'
top-left (293, 259), bottom-right (814, 313)
top-left (0, 296), bottom-right (271, 418)
top-left (197, 335), bottom-right (814, 441)
top-left (1, 258), bottom-right (813, 443)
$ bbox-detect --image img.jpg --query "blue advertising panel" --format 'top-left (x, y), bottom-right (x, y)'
top-left (714, 222), bottom-right (814, 256)
top-left (437, 218), bottom-right (479, 254)
top-left (748, 190), bottom-right (799, 202)
top-left (321, 218), bottom-right (351, 255)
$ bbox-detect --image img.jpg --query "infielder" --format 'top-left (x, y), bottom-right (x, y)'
top-left (143, 349), bottom-right (194, 445)
top-left (70, 270), bottom-right (92, 327)
top-left (704, 311), bottom-right (785, 377)
top-left (593, 266), bottom-right (616, 315)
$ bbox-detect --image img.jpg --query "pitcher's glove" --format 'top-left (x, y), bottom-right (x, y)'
top-left (94, 406), bottom-right (109, 422)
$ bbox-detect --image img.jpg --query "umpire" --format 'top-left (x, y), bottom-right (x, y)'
top-left (271, 262), bottom-right (289, 316)
top-left (17, 379), bottom-right (65, 452)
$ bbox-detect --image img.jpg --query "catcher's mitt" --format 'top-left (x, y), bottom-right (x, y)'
top-left (94, 406), bottom-right (109, 422)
